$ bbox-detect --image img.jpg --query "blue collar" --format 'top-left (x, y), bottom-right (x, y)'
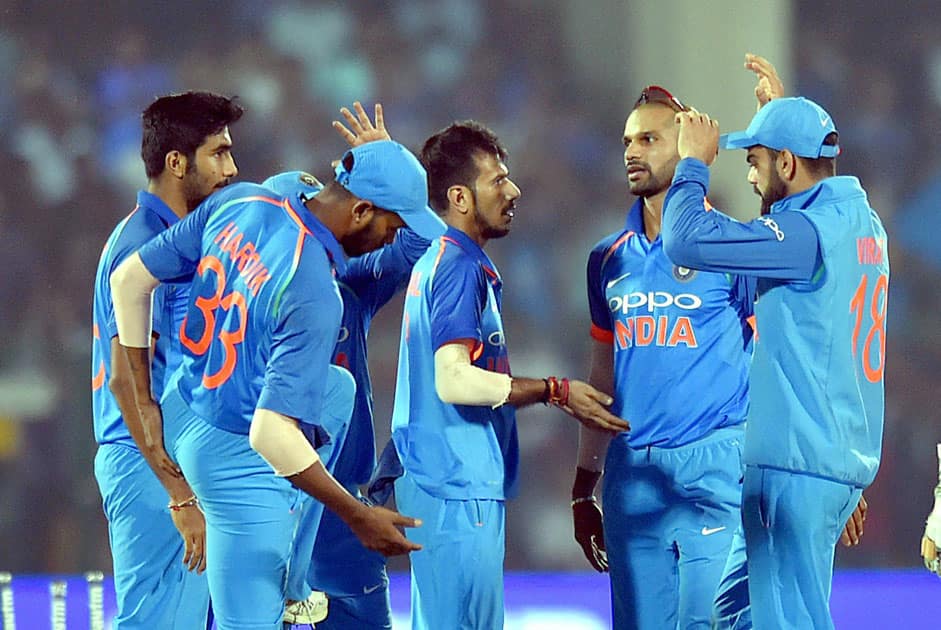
top-left (286, 194), bottom-right (348, 275)
top-left (624, 198), bottom-right (647, 234)
top-left (441, 226), bottom-right (501, 286)
top-left (769, 176), bottom-right (862, 215)
top-left (136, 190), bottom-right (181, 227)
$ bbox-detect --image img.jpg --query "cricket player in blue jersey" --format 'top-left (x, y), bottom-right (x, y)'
top-left (91, 91), bottom-right (242, 629)
top-left (110, 124), bottom-right (446, 628)
top-left (263, 169), bottom-right (431, 629)
top-left (661, 63), bottom-right (889, 628)
top-left (571, 85), bottom-right (754, 630)
top-left (392, 121), bottom-right (630, 630)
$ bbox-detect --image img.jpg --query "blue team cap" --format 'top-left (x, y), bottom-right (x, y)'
top-left (720, 97), bottom-right (840, 158)
top-left (261, 171), bottom-right (323, 200)
top-left (334, 140), bottom-right (446, 240)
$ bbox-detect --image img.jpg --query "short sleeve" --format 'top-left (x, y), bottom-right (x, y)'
top-left (586, 244), bottom-right (613, 342)
top-left (429, 254), bottom-right (486, 350)
top-left (138, 201), bottom-right (213, 283)
top-left (257, 279), bottom-right (342, 424)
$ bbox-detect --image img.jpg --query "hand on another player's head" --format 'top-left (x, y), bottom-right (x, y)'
top-left (561, 380), bottom-right (630, 435)
top-left (572, 498), bottom-right (608, 572)
top-left (675, 109), bottom-right (720, 166)
top-left (744, 53), bottom-right (785, 110)
top-left (333, 101), bottom-right (391, 147)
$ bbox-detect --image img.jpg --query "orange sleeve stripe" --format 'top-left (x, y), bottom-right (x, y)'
top-left (590, 324), bottom-right (614, 344)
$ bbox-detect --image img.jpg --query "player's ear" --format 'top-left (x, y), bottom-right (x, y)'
top-left (165, 150), bottom-right (187, 179)
top-left (777, 149), bottom-right (797, 181)
top-left (447, 185), bottom-right (471, 215)
top-left (350, 199), bottom-right (375, 226)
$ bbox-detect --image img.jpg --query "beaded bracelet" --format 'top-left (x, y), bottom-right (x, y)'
top-left (168, 495), bottom-right (199, 512)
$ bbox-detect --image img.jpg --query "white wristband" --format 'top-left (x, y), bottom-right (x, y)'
top-left (110, 253), bottom-right (158, 348)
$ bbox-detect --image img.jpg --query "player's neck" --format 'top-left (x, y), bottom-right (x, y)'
top-left (147, 180), bottom-right (188, 220)
top-left (641, 191), bottom-right (665, 241)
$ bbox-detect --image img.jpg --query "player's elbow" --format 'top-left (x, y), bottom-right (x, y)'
top-left (434, 367), bottom-right (461, 405)
top-left (107, 371), bottom-right (133, 400)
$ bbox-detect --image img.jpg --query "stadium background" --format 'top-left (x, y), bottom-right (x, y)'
top-left (1, 0), bottom-right (940, 626)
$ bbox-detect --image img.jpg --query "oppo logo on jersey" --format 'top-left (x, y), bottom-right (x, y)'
top-left (337, 326), bottom-right (350, 343)
top-left (608, 291), bottom-right (703, 314)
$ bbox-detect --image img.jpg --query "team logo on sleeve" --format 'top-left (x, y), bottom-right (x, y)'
top-left (758, 216), bottom-right (785, 241)
top-left (672, 265), bottom-right (696, 282)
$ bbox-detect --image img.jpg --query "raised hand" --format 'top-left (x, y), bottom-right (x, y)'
top-left (676, 109), bottom-right (720, 165)
top-left (560, 380), bottom-right (630, 434)
top-left (348, 505), bottom-right (422, 557)
top-left (745, 53), bottom-right (785, 109)
top-left (333, 101), bottom-right (391, 147)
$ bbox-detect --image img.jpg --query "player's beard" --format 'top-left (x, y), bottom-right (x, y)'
top-left (182, 165), bottom-right (230, 212)
top-left (758, 169), bottom-right (788, 216)
top-left (627, 157), bottom-right (678, 199)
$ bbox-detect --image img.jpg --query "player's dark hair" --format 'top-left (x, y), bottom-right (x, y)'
top-left (420, 121), bottom-right (508, 215)
top-left (769, 132), bottom-right (838, 179)
top-left (141, 91), bottom-right (244, 179)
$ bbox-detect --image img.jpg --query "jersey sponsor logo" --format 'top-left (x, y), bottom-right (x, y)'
top-left (488, 331), bottom-right (506, 347)
top-left (608, 291), bottom-right (703, 314)
top-left (757, 216), bottom-right (785, 242)
top-left (363, 582), bottom-right (383, 595)
top-left (213, 222), bottom-right (272, 296)
top-left (337, 326), bottom-right (350, 343)
top-left (613, 315), bottom-right (698, 349)
top-left (672, 265), bottom-right (696, 282)
top-left (606, 271), bottom-right (632, 290)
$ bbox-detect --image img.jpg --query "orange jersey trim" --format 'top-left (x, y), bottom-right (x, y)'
top-left (590, 323), bottom-right (614, 344)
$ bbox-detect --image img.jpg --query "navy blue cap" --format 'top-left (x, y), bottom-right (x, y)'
top-left (720, 97), bottom-right (839, 158)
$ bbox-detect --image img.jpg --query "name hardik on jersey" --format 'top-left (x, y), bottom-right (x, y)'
top-left (137, 184), bottom-right (345, 435)
top-left (332, 229), bottom-right (429, 486)
top-left (392, 227), bottom-right (519, 501)
top-left (587, 199), bottom-right (753, 448)
top-left (92, 191), bottom-right (189, 446)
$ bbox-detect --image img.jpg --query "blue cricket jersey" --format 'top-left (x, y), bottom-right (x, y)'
top-left (137, 183), bottom-right (346, 435)
top-left (332, 228), bottom-right (430, 486)
top-left (587, 198), bottom-right (753, 449)
top-left (92, 191), bottom-right (189, 446)
top-left (663, 158), bottom-right (888, 487)
top-left (391, 227), bottom-right (519, 501)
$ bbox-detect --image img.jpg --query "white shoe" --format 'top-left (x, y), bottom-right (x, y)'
top-left (283, 590), bottom-right (329, 624)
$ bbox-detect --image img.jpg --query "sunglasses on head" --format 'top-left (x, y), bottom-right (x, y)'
top-left (633, 85), bottom-right (689, 113)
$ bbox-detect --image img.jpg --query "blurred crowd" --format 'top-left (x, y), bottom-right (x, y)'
top-left (0, 0), bottom-right (939, 575)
